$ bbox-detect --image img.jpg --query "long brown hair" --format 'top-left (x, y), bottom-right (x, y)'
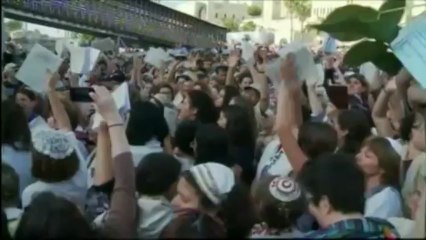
top-left (362, 137), bottom-right (401, 189)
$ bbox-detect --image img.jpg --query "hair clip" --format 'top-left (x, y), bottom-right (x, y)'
top-left (269, 176), bottom-right (301, 203)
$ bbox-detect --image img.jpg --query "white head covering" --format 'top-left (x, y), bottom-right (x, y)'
top-left (269, 176), bottom-right (302, 203)
top-left (32, 128), bottom-right (74, 160)
top-left (189, 163), bottom-right (235, 205)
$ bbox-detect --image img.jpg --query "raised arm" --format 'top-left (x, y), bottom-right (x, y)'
top-left (93, 122), bottom-right (114, 186)
top-left (226, 50), bottom-right (240, 87)
top-left (249, 49), bottom-right (269, 113)
top-left (372, 79), bottom-right (398, 137)
top-left (90, 86), bottom-right (136, 238)
top-left (47, 72), bottom-right (72, 132)
top-left (275, 55), bottom-right (308, 175)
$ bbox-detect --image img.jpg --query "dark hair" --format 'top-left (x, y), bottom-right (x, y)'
top-left (346, 73), bottom-right (370, 102)
top-left (186, 90), bottom-right (218, 123)
top-left (16, 87), bottom-right (37, 101)
top-left (229, 96), bottom-right (258, 135)
top-left (31, 150), bottom-right (79, 183)
top-left (1, 100), bottom-right (31, 151)
top-left (243, 87), bottom-right (261, 102)
top-left (252, 175), bottom-right (305, 230)
top-left (237, 72), bottom-right (252, 84)
top-left (136, 153), bottom-right (181, 196)
top-left (182, 171), bottom-right (256, 238)
top-left (222, 105), bottom-right (255, 147)
top-left (222, 85), bottom-right (240, 108)
top-left (298, 122), bottom-right (338, 159)
top-left (126, 101), bottom-right (169, 146)
top-left (2, 209), bottom-right (12, 240)
top-left (337, 109), bottom-right (372, 154)
top-left (298, 153), bottom-right (365, 214)
top-left (174, 120), bottom-right (197, 156)
top-left (16, 87), bottom-right (45, 117)
top-left (1, 163), bottom-right (19, 207)
top-left (195, 123), bottom-right (234, 167)
top-left (399, 112), bottom-right (415, 142)
top-left (361, 137), bottom-right (401, 189)
top-left (14, 192), bottom-right (97, 239)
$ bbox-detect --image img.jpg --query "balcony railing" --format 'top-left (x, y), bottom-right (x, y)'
top-left (1, 0), bottom-right (227, 47)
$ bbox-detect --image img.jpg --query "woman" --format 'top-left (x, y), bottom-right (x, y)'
top-left (356, 137), bottom-right (403, 219)
top-left (21, 128), bottom-right (87, 209)
top-left (15, 193), bottom-right (99, 239)
top-left (251, 176), bottom-right (305, 238)
top-left (218, 105), bottom-right (256, 185)
top-left (194, 123), bottom-right (234, 168)
top-left (1, 100), bottom-right (34, 194)
top-left (15, 87), bottom-right (47, 130)
top-left (173, 120), bottom-right (198, 171)
top-left (178, 90), bottom-right (219, 124)
top-left (333, 109), bottom-right (372, 155)
top-left (161, 162), bottom-right (256, 238)
top-left (126, 101), bottom-right (169, 166)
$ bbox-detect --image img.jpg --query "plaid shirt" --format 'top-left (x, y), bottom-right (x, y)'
top-left (304, 217), bottom-right (400, 239)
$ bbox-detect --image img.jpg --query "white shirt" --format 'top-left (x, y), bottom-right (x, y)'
top-left (365, 186), bottom-right (403, 219)
top-left (255, 138), bottom-right (292, 181)
top-left (1, 144), bottom-right (35, 195)
top-left (22, 176), bottom-right (87, 210)
top-left (130, 139), bottom-right (164, 167)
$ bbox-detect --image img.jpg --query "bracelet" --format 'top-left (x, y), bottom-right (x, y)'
top-left (108, 123), bottom-right (124, 128)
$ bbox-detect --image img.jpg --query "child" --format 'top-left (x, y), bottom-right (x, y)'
top-left (251, 176), bottom-right (305, 238)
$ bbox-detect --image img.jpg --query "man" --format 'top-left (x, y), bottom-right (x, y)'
top-left (299, 153), bottom-right (400, 238)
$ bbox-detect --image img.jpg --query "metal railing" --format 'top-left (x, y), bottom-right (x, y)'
top-left (1, 0), bottom-right (227, 47)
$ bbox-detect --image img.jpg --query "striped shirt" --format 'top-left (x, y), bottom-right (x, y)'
top-left (304, 217), bottom-right (400, 239)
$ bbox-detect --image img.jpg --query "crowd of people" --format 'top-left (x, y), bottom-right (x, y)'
top-left (1, 35), bottom-right (425, 239)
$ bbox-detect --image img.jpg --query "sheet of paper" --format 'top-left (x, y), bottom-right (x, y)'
top-left (16, 44), bottom-right (63, 93)
top-left (92, 82), bottom-right (131, 129)
top-left (144, 47), bottom-right (170, 69)
top-left (323, 36), bottom-right (337, 54)
top-left (69, 46), bottom-right (100, 74)
top-left (241, 40), bottom-right (255, 62)
top-left (252, 32), bottom-right (275, 46)
top-left (91, 37), bottom-right (115, 52)
top-left (278, 42), bottom-right (318, 85)
top-left (391, 12), bottom-right (426, 89)
top-left (170, 47), bottom-right (188, 57)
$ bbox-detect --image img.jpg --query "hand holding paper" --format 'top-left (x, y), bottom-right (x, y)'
top-left (92, 82), bottom-right (131, 129)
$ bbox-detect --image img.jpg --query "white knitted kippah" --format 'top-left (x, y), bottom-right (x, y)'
top-left (32, 128), bottom-right (74, 160)
top-left (189, 162), bottom-right (235, 205)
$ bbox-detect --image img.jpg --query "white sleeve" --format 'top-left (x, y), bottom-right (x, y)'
top-left (365, 188), bottom-right (403, 219)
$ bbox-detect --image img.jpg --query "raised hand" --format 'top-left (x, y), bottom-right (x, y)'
top-left (89, 85), bottom-right (120, 124)
top-left (384, 78), bottom-right (397, 94)
top-left (47, 71), bottom-right (61, 91)
top-left (280, 53), bottom-right (298, 85)
top-left (228, 49), bottom-right (240, 68)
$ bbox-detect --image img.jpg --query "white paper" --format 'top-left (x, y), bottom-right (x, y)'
top-left (91, 37), bottom-right (115, 52)
top-left (323, 36), bottom-right (337, 54)
top-left (16, 44), bottom-right (63, 93)
top-left (278, 43), bottom-right (318, 85)
top-left (92, 82), bottom-right (131, 129)
top-left (69, 46), bottom-right (100, 74)
top-left (144, 47), bottom-right (170, 69)
top-left (252, 32), bottom-right (275, 46)
top-left (170, 47), bottom-right (188, 57)
top-left (265, 58), bottom-right (283, 89)
top-left (241, 40), bottom-right (256, 62)
top-left (391, 12), bottom-right (426, 89)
